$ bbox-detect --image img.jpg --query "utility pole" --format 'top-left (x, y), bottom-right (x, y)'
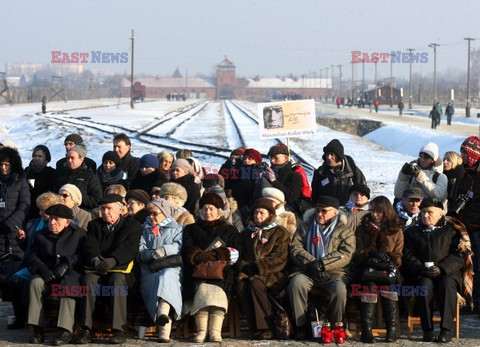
top-left (130, 29), bottom-right (135, 109)
top-left (429, 43), bottom-right (440, 103)
top-left (465, 38), bottom-right (475, 117)
top-left (407, 48), bottom-right (415, 109)
top-left (325, 67), bottom-right (329, 101)
top-left (331, 65), bottom-right (335, 98)
top-left (337, 64), bottom-right (343, 97)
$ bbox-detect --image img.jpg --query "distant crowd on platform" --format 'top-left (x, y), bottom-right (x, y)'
top-left (0, 131), bottom-right (479, 344)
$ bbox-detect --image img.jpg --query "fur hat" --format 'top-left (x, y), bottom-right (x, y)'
top-left (45, 204), bottom-right (74, 219)
top-left (126, 189), bottom-right (151, 206)
top-left (323, 139), bottom-right (344, 161)
top-left (314, 195), bottom-right (340, 210)
top-left (0, 146), bottom-right (24, 177)
top-left (171, 158), bottom-right (193, 175)
top-left (267, 144), bottom-right (289, 157)
top-left (33, 145), bottom-right (51, 163)
top-left (349, 183), bottom-right (370, 199)
top-left (461, 136), bottom-right (480, 168)
top-left (199, 192), bottom-right (225, 209)
top-left (251, 198), bottom-right (276, 216)
top-left (203, 173), bottom-right (225, 189)
top-left (231, 147), bottom-right (245, 156)
top-left (59, 184), bottom-right (82, 206)
top-left (65, 134), bottom-right (83, 145)
top-left (262, 187), bottom-right (285, 205)
top-left (102, 151), bottom-right (122, 168)
top-left (419, 142), bottom-right (439, 161)
top-left (159, 183), bottom-right (187, 206)
top-left (70, 144), bottom-right (87, 158)
top-left (151, 198), bottom-right (175, 218)
top-left (139, 154), bottom-right (159, 169)
top-left (243, 148), bottom-right (262, 164)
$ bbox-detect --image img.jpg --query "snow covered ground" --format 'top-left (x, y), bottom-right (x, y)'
top-left (0, 98), bottom-right (473, 201)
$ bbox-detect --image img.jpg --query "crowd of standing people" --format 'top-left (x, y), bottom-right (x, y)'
top-left (0, 131), bottom-right (479, 344)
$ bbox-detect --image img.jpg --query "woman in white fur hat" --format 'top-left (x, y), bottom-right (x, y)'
top-left (261, 187), bottom-right (297, 239)
top-left (58, 184), bottom-right (92, 229)
top-left (159, 182), bottom-right (195, 226)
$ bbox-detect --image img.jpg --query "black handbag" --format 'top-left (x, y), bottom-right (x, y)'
top-left (267, 294), bottom-right (293, 340)
top-left (148, 254), bottom-right (183, 273)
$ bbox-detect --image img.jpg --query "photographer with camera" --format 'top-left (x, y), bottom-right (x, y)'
top-left (394, 143), bottom-right (448, 206)
top-left (456, 136), bottom-right (480, 313)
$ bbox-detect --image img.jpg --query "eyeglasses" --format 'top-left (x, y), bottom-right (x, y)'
top-left (351, 192), bottom-right (366, 197)
top-left (315, 207), bottom-right (335, 214)
top-left (0, 162), bottom-right (11, 167)
top-left (60, 193), bottom-right (70, 199)
top-left (419, 153), bottom-right (432, 160)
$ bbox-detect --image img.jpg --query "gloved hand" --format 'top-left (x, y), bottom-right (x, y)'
top-left (193, 251), bottom-right (216, 264)
top-left (401, 163), bottom-right (415, 176)
top-left (53, 263), bottom-right (69, 279)
top-left (152, 247), bottom-right (166, 260)
top-left (422, 265), bottom-right (442, 278)
top-left (369, 250), bottom-right (391, 262)
top-left (305, 260), bottom-right (326, 284)
top-left (92, 257), bottom-right (102, 268)
top-left (212, 247), bottom-right (231, 261)
top-left (242, 263), bottom-right (259, 277)
top-left (37, 266), bottom-right (56, 283)
top-left (96, 257), bottom-right (117, 273)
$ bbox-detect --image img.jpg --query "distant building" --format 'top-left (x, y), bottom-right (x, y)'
top-left (121, 56), bottom-right (331, 101)
top-left (364, 85), bottom-right (402, 104)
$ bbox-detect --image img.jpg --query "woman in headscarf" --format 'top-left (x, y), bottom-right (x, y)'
top-left (182, 193), bottom-right (240, 343)
top-left (159, 182), bottom-right (194, 226)
top-left (137, 199), bottom-right (183, 343)
top-left (58, 184), bottom-right (92, 230)
top-left (236, 198), bottom-right (290, 340)
top-left (125, 189), bottom-right (151, 224)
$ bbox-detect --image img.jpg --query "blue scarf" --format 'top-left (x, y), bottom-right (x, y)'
top-left (247, 221), bottom-right (278, 240)
top-left (305, 216), bottom-right (338, 260)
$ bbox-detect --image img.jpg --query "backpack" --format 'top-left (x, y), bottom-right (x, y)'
top-left (292, 164), bottom-right (312, 198)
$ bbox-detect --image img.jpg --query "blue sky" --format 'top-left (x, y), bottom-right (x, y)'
top-left (4, 0), bottom-right (479, 80)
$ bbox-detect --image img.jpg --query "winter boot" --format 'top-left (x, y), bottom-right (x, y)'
top-left (158, 318), bottom-right (172, 343)
top-left (156, 299), bottom-right (171, 326)
top-left (380, 293), bottom-right (398, 342)
top-left (193, 309), bottom-right (209, 343)
top-left (208, 308), bottom-right (225, 342)
top-left (360, 302), bottom-right (376, 343)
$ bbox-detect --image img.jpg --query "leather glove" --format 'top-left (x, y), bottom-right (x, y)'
top-left (422, 265), bottom-right (442, 278)
top-left (305, 260), bottom-right (326, 284)
top-left (53, 263), bottom-right (69, 279)
top-left (37, 266), bottom-right (56, 283)
top-left (370, 250), bottom-right (391, 262)
top-left (242, 263), bottom-right (259, 277)
top-left (152, 247), bottom-right (166, 260)
top-left (193, 251), bottom-right (216, 264)
top-left (401, 163), bottom-right (414, 176)
top-left (212, 247), bottom-right (231, 262)
top-left (96, 257), bottom-right (117, 273)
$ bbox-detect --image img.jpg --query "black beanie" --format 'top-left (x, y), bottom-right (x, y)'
top-left (323, 139), bottom-right (344, 161)
top-left (349, 183), bottom-right (370, 199)
top-left (102, 151), bottom-right (122, 168)
top-left (33, 145), bottom-right (51, 163)
top-left (65, 133), bottom-right (83, 145)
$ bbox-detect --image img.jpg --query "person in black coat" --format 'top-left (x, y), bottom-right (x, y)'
top-left (75, 194), bottom-right (142, 345)
top-left (445, 102), bottom-right (454, 125)
top-left (402, 199), bottom-right (466, 343)
top-left (230, 148), bottom-right (263, 210)
top-left (219, 147), bottom-right (244, 198)
top-left (25, 145), bottom-right (56, 220)
top-left (0, 146), bottom-right (30, 329)
top-left (170, 159), bottom-right (200, 215)
top-left (130, 154), bottom-right (167, 193)
top-left (96, 151), bottom-right (127, 191)
top-left (182, 193), bottom-right (240, 343)
top-left (54, 144), bottom-right (102, 211)
top-left (311, 139), bottom-right (366, 206)
top-left (25, 204), bottom-right (86, 345)
top-left (113, 133), bottom-right (138, 185)
top-left (55, 134), bottom-right (97, 175)
top-left (429, 106), bottom-right (440, 129)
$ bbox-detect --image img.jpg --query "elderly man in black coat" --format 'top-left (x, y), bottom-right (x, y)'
top-left (75, 194), bottom-right (142, 345)
top-left (25, 204), bottom-right (86, 345)
top-left (402, 199), bottom-right (466, 343)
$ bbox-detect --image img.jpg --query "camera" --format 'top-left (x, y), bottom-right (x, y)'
top-left (258, 162), bottom-right (270, 170)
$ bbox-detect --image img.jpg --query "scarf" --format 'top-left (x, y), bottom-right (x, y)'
top-left (395, 200), bottom-right (419, 227)
top-left (247, 221), bottom-right (278, 241)
top-left (305, 215), bottom-right (338, 260)
top-left (149, 216), bottom-right (175, 236)
top-left (345, 200), bottom-right (369, 213)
